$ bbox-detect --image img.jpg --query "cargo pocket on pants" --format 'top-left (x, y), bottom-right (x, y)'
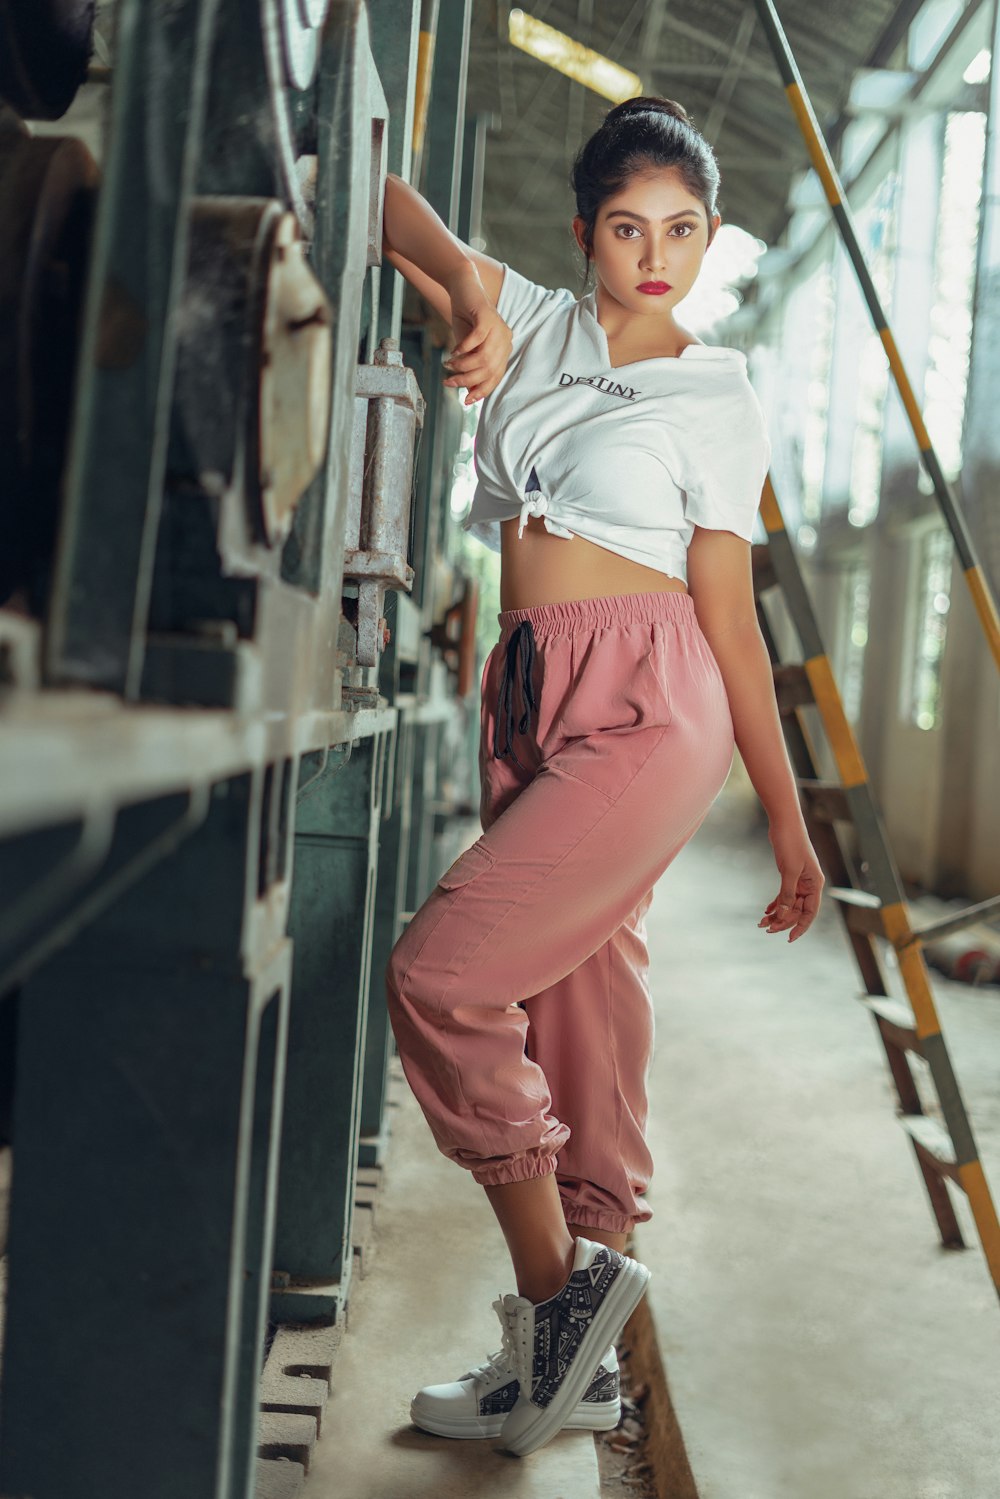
top-left (436, 837), bottom-right (497, 890)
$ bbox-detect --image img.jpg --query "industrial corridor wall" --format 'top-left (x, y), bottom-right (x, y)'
top-left (0, 1), bottom-right (478, 1495)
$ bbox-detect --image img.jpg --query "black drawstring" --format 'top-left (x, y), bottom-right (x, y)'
top-left (493, 619), bottom-right (538, 767)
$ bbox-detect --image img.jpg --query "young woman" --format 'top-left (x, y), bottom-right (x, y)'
top-left (381, 95), bottom-right (825, 1458)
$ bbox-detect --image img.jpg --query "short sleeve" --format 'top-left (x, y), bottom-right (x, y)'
top-left (495, 263), bottom-right (577, 352)
top-left (681, 374), bottom-right (771, 542)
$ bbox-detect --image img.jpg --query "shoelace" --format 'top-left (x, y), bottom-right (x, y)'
top-left (493, 1294), bottom-right (534, 1396)
top-left (465, 1344), bottom-right (515, 1385)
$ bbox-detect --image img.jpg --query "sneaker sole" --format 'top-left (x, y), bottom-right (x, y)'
top-left (409, 1396), bottom-right (622, 1440)
top-left (501, 1256), bottom-right (650, 1458)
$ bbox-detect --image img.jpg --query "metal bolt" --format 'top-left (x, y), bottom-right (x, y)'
top-left (374, 337), bottom-right (403, 367)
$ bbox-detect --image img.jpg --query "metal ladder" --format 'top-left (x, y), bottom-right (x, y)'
top-left (752, 479), bottom-right (1000, 1306)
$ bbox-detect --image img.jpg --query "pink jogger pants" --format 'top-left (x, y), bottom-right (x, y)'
top-left (385, 589), bottom-right (736, 1233)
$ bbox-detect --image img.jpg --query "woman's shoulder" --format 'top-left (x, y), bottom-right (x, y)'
top-left (493, 263), bottom-right (580, 353)
top-left (499, 262), bottom-right (578, 307)
top-left (664, 353), bottom-right (770, 451)
top-left (677, 336), bottom-right (746, 364)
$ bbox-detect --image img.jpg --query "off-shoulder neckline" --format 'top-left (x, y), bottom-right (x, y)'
top-left (579, 288), bottom-right (746, 369)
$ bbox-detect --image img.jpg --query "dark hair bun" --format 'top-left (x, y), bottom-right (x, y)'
top-left (604, 95), bottom-right (691, 128)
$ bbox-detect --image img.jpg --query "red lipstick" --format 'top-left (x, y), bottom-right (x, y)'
top-left (637, 282), bottom-right (671, 295)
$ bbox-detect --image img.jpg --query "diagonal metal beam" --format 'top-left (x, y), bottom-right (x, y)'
top-left (645, 57), bottom-right (786, 82)
top-left (564, 0), bottom-right (594, 169)
top-left (703, 7), bottom-right (759, 144)
top-left (637, 0), bottom-right (670, 62)
top-left (658, 4), bottom-right (849, 75)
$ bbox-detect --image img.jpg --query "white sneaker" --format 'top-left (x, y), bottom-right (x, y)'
top-left (410, 1338), bottom-right (620, 1440)
top-left (499, 1237), bottom-right (651, 1457)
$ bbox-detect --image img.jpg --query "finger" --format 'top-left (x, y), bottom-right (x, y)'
top-left (763, 891), bottom-right (802, 932)
top-left (447, 367), bottom-right (502, 397)
top-left (445, 375), bottom-right (492, 398)
top-left (788, 886), bottom-right (822, 940)
top-left (787, 914), bottom-right (814, 942)
top-left (452, 331), bottom-right (482, 356)
top-left (759, 890), bottom-right (798, 921)
top-left (443, 359), bottom-right (491, 388)
top-left (773, 900), bottom-right (802, 930)
top-left (443, 349), bottom-right (492, 376)
top-left (761, 889), bottom-right (801, 912)
top-left (464, 380), bottom-right (500, 404)
top-left (780, 888), bottom-right (820, 934)
top-left (450, 327), bottom-right (489, 358)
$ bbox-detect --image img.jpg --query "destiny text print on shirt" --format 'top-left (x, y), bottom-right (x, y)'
top-left (462, 263), bottom-right (772, 585)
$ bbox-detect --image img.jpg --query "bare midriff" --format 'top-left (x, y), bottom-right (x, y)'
top-left (499, 513), bottom-right (689, 611)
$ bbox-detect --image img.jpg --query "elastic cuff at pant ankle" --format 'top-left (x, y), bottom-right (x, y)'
top-left (559, 1202), bottom-right (652, 1236)
top-left (469, 1151), bottom-right (560, 1188)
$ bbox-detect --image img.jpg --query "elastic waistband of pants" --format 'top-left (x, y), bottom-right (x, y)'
top-left (497, 589), bottom-right (695, 637)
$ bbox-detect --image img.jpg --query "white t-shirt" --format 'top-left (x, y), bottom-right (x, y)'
top-left (462, 263), bottom-right (772, 585)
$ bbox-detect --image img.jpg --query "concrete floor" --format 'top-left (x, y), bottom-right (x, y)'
top-left (303, 783), bottom-right (1000, 1499)
top-left (637, 790), bottom-right (1000, 1499)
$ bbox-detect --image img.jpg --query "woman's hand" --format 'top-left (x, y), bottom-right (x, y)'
top-left (442, 264), bottom-right (514, 405)
top-left (759, 816), bottom-right (825, 943)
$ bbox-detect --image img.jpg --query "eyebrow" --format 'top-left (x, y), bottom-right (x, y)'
top-left (605, 209), bottom-right (701, 223)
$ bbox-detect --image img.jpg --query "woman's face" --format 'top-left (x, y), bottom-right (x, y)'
top-left (573, 167), bottom-right (720, 319)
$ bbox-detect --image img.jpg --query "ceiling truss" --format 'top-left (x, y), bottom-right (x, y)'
top-left (468, 0), bottom-right (923, 288)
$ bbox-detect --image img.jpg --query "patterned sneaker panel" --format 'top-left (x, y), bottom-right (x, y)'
top-left (478, 1346), bottom-right (618, 1418)
top-left (498, 1240), bottom-right (651, 1458)
top-left (529, 1245), bottom-right (626, 1410)
top-left (582, 1361), bottom-right (620, 1406)
top-left (478, 1376), bottom-right (520, 1418)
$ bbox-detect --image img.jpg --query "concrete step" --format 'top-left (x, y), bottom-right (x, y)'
top-left (298, 1066), bottom-right (602, 1499)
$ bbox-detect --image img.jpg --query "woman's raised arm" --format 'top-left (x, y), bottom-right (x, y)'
top-left (382, 172), bottom-right (503, 313)
top-left (381, 173), bottom-right (513, 404)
